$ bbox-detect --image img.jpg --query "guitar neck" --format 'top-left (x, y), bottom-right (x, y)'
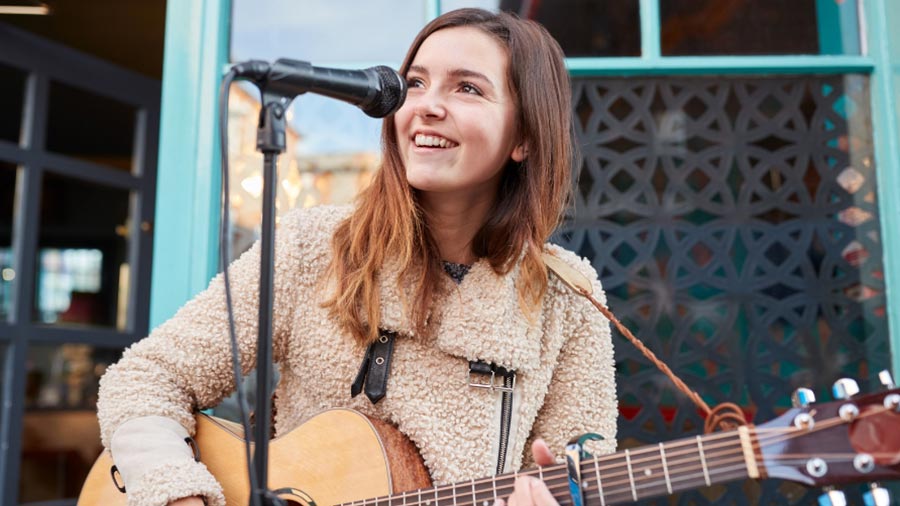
top-left (573, 429), bottom-right (757, 504)
top-left (346, 429), bottom-right (758, 506)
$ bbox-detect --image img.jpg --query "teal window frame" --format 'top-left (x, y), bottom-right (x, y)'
top-left (151, 0), bottom-right (900, 375)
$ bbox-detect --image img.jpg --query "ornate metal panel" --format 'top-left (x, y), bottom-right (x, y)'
top-left (558, 75), bottom-right (888, 505)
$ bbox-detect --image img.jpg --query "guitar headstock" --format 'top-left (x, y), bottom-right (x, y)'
top-left (756, 372), bottom-right (900, 505)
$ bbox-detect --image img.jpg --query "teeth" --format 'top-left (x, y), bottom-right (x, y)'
top-left (414, 134), bottom-right (457, 148)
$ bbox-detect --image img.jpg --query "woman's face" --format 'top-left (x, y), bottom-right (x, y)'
top-left (394, 26), bottom-right (526, 202)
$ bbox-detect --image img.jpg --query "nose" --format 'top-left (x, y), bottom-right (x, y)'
top-left (412, 89), bottom-right (446, 119)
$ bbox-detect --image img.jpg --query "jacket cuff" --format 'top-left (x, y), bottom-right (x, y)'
top-left (126, 457), bottom-right (225, 506)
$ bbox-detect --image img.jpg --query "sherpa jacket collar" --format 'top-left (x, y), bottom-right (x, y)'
top-left (376, 258), bottom-right (542, 373)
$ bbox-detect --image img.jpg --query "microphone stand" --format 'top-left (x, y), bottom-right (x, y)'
top-left (250, 87), bottom-right (294, 506)
top-left (225, 57), bottom-right (403, 506)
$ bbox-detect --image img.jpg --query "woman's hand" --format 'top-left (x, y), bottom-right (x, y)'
top-left (495, 439), bottom-right (559, 506)
top-left (168, 497), bottom-right (205, 506)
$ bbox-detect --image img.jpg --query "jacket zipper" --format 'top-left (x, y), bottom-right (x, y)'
top-left (496, 371), bottom-right (514, 474)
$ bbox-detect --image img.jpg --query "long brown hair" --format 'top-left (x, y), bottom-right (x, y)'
top-left (323, 8), bottom-right (576, 344)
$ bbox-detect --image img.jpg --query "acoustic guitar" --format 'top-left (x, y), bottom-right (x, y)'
top-left (78, 384), bottom-right (900, 506)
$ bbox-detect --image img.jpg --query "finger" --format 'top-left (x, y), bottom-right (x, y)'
top-left (528, 477), bottom-right (559, 506)
top-left (511, 476), bottom-right (534, 506)
top-left (531, 439), bottom-right (556, 467)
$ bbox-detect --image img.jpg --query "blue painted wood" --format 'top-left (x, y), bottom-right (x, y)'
top-left (149, 0), bottom-right (231, 328)
top-left (816, 0), bottom-right (862, 55)
top-left (566, 55), bottom-right (874, 75)
top-left (640, 0), bottom-right (660, 59)
top-left (864, 0), bottom-right (900, 378)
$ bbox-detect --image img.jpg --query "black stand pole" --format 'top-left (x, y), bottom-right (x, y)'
top-left (250, 92), bottom-right (293, 506)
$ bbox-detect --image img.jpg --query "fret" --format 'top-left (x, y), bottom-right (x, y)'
top-left (402, 490), bottom-right (407, 506)
top-left (470, 478), bottom-right (476, 506)
top-left (453, 481), bottom-right (458, 506)
top-left (625, 449), bottom-right (638, 502)
top-left (434, 484), bottom-right (439, 506)
top-left (592, 456), bottom-right (606, 506)
top-left (696, 436), bottom-right (711, 487)
top-left (418, 487), bottom-right (424, 506)
top-left (659, 442), bottom-right (672, 494)
top-left (492, 474), bottom-right (498, 505)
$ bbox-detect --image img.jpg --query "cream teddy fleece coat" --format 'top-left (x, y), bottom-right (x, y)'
top-left (97, 205), bottom-right (617, 506)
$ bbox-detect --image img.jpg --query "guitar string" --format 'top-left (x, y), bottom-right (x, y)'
top-left (348, 426), bottom-right (758, 506)
top-left (343, 430), bottom-right (842, 506)
top-left (566, 406), bottom-right (896, 500)
top-left (342, 439), bottom-right (752, 506)
top-left (340, 404), bottom-right (895, 506)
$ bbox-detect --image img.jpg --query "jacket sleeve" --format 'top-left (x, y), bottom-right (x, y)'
top-left (96, 208), bottom-right (315, 506)
top-left (524, 263), bottom-right (618, 466)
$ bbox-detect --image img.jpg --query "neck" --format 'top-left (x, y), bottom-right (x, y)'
top-left (419, 190), bottom-right (496, 265)
top-left (341, 429), bottom-right (758, 506)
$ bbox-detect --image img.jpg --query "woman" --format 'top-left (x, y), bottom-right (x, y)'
top-left (98, 8), bottom-right (617, 506)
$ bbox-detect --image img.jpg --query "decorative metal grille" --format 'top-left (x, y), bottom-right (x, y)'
top-left (557, 75), bottom-right (889, 505)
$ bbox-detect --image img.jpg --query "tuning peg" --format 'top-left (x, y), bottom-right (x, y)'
top-left (791, 388), bottom-right (816, 408)
top-left (818, 489), bottom-right (847, 506)
top-left (832, 378), bottom-right (860, 400)
top-left (863, 483), bottom-right (891, 506)
top-left (878, 370), bottom-right (895, 389)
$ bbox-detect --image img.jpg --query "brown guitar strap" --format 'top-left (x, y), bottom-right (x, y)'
top-left (542, 252), bottom-right (747, 433)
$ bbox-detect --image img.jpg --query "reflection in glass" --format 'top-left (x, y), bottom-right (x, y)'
top-left (444, 0), bottom-right (640, 56)
top-left (501, 0), bottom-right (640, 56)
top-left (36, 249), bottom-right (103, 324)
top-left (1, 162), bottom-right (16, 322)
top-left (19, 344), bottom-right (121, 503)
top-left (227, 85), bottom-right (381, 259)
top-left (46, 81), bottom-right (136, 172)
top-left (660, 0), bottom-right (861, 56)
top-left (34, 172), bottom-right (130, 328)
top-left (0, 62), bottom-right (26, 144)
top-left (230, 0), bottom-right (425, 63)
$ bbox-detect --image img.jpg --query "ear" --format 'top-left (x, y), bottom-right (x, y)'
top-left (511, 141), bottom-right (528, 162)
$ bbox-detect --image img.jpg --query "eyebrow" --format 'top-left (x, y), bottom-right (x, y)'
top-left (407, 64), bottom-right (496, 90)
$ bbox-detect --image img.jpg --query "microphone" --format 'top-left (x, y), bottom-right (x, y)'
top-left (232, 59), bottom-right (407, 118)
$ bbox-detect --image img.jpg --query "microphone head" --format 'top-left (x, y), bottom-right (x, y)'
top-left (364, 66), bottom-right (408, 118)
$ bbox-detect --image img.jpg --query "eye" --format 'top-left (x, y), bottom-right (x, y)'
top-left (459, 82), bottom-right (482, 95)
top-left (406, 77), bottom-right (425, 88)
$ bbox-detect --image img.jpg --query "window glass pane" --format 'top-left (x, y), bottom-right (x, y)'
top-left (0, 162), bottom-right (16, 323)
top-left (564, 73), bottom-right (885, 502)
top-left (34, 173), bottom-right (131, 329)
top-left (227, 84), bottom-right (380, 260)
top-left (0, 62), bottom-right (26, 144)
top-left (46, 81), bottom-right (136, 172)
top-left (230, 0), bottom-right (426, 63)
top-left (661, 0), bottom-right (861, 55)
top-left (443, 0), bottom-right (641, 57)
top-left (19, 344), bottom-right (121, 503)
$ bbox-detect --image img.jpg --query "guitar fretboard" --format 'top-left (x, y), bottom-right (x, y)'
top-left (342, 430), bottom-right (755, 506)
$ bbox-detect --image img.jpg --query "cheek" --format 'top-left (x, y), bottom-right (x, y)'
top-left (393, 108), bottom-right (413, 143)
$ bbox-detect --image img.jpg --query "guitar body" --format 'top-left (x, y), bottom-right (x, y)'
top-left (77, 409), bottom-right (432, 506)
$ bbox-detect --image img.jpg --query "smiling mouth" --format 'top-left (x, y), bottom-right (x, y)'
top-left (414, 133), bottom-right (458, 149)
